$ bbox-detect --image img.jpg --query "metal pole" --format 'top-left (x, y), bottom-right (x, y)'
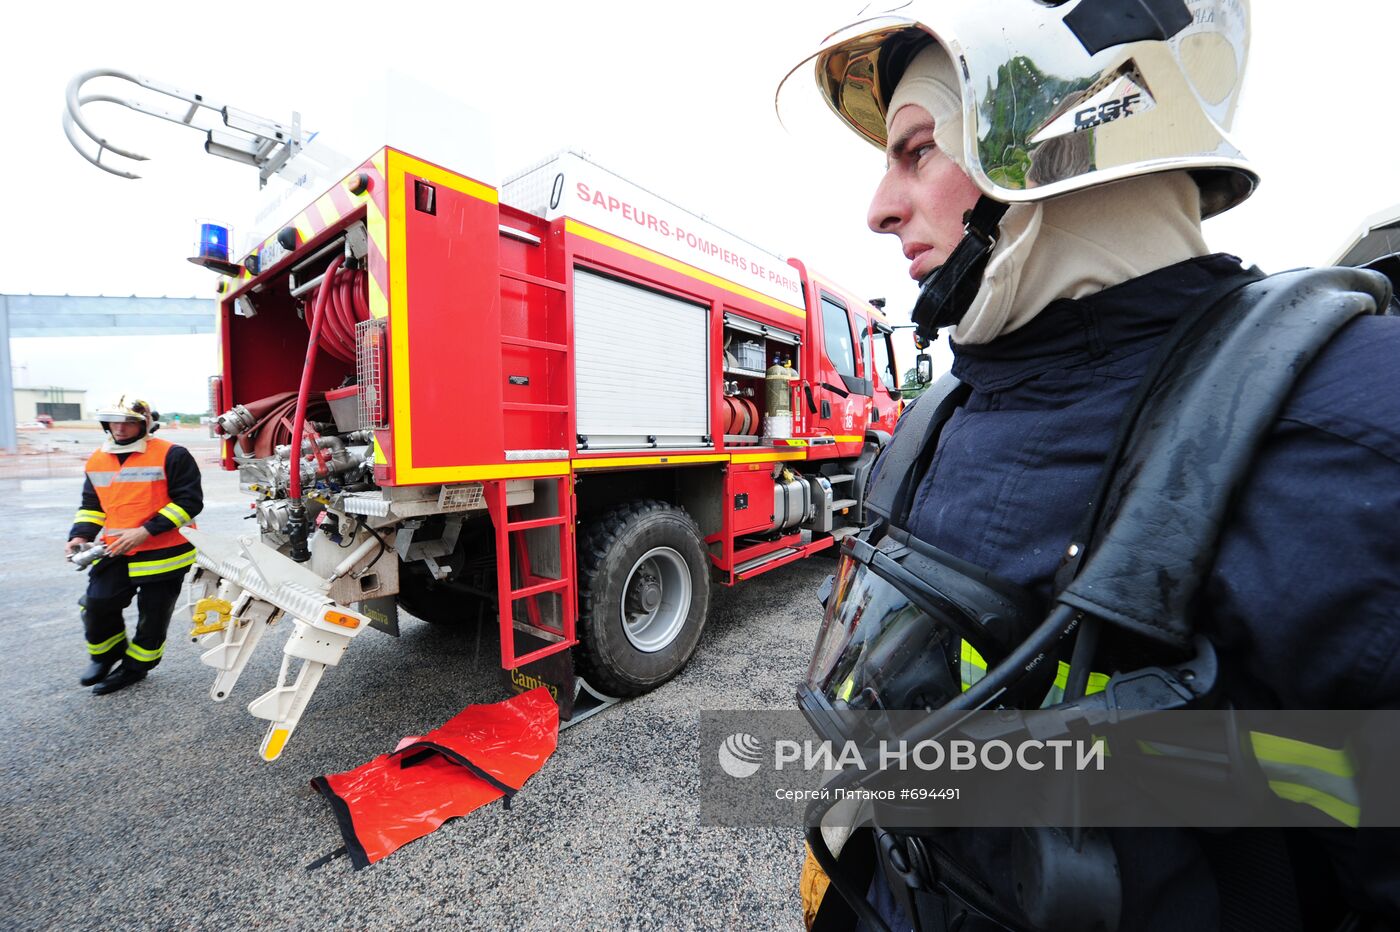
top-left (0, 296), bottom-right (16, 454)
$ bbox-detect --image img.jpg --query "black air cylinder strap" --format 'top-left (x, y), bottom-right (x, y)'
top-left (1054, 266), bottom-right (1266, 594)
top-left (1059, 267), bottom-right (1393, 650)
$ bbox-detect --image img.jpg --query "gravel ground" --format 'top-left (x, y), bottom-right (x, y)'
top-left (0, 432), bottom-right (830, 931)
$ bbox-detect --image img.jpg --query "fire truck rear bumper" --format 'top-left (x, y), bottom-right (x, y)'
top-left (184, 529), bottom-right (371, 762)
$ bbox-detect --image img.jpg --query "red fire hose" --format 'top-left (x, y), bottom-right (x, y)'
top-left (290, 254), bottom-right (345, 502)
top-left (304, 265), bottom-right (369, 364)
top-left (223, 264), bottom-right (369, 465)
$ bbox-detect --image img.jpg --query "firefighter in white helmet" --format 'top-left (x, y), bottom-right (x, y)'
top-left (786, 1), bottom-right (1400, 929)
top-left (66, 397), bottom-right (203, 694)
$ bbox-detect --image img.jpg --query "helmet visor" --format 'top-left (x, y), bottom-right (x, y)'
top-left (96, 399), bottom-right (151, 425)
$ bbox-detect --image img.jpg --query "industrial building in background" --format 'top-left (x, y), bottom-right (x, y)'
top-left (0, 294), bottom-right (214, 452)
top-left (13, 387), bottom-right (86, 423)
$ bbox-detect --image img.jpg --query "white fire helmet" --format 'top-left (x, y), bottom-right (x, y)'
top-left (95, 396), bottom-right (157, 434)
top-left (787, 0), bottom-right (1256, 219)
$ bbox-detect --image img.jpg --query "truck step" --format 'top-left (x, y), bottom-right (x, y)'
top-left (825, 473), bottom-right (855, 484)
top-left (511, 619), bottom-right (565, 643)
top-left (831, 498), bottom-right (859, 511)
top-left (734, 547), bottom-right (798, 576)
top-left (831, 526), bottom-right (861, 542)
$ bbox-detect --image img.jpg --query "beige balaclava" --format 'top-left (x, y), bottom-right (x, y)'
top-left (886, 44), bottom-right (1210, 345)
top-left (101, 432), bottom-right (148, 454)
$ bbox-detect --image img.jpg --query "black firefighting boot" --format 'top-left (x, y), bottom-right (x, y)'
top-left (92, 663), bottom-right (147, 695)
top-left (80, 655), bottom-right (120, 687)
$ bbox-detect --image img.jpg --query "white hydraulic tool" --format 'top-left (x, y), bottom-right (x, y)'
top-left (184, 528), bottom-right (373, 761)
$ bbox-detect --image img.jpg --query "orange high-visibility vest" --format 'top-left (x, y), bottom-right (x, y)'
top-left (84, 436), bottom-right (195, 554)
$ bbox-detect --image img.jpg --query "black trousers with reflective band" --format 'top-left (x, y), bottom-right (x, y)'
top-left (80, 557), bottom-right (189, 671)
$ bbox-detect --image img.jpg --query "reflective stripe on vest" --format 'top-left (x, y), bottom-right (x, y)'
top-left (113, 467), bottom-right (166, 482)
top-left (128, 550), bottom-right (197, 577)
top-left (85, 438), bottom-right (192, 555)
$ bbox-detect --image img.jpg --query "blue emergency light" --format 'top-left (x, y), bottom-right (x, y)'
top-left (197, 222), bottom-right (231, 262)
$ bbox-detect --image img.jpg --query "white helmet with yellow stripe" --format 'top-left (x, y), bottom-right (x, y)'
top-left (95, 396), bottom-right (159, 443)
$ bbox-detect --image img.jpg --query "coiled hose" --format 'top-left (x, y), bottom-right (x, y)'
top-left (308, 264), bottom-right (370, 363)
top-left (221, 263), bottom-right (369, 458)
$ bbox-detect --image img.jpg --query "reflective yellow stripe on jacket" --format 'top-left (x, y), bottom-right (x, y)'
top-left (1041, 662), bottom-right (1111, 706)
top-left (73, 508), bottom-right (107, 528)
top-left (958, 641), bottom-right (1109, 706)
top-left (128, 550), bottom-right (197, 577)
top-left (1251, 732), bottom-right (1361, 828)
top-left (959, 641), bottom-right (988, 692)
top-left (960, 641), bottom-right (1362, 826)
top-left (157, 502), bottom-right (193, 528)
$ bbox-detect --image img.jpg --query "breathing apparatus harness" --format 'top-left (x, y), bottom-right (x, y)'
top-left (799, 265), bottom-right (1394, 932)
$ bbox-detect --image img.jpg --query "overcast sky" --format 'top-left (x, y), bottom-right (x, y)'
top-left (5, 1), bottom-right (1397, 413)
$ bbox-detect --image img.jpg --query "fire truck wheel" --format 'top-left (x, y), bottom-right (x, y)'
top-left (577, 500), bottom-right (710, 697)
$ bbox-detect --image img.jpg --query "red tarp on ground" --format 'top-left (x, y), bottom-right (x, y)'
top-left (311, 688), bottom-right (559, 869)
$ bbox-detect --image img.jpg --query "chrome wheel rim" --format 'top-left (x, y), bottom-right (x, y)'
top-left (620, 547), bottom-right (691, 653)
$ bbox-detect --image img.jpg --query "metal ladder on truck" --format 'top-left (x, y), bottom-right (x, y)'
top-left (485, 247), bottom-right (617, 727)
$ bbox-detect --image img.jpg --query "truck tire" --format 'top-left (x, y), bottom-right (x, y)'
top-left (577, 500), bottom-right (710, 697)
top-left (851, 440), bottom-right (882, 525)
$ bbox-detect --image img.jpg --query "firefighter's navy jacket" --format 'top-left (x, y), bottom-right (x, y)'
top-left (69, 436), bottom-right (203, 579)
top-left (894, 254), bottom-right (1400, 927)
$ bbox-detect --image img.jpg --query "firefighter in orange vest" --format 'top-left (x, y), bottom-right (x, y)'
top-left (65, 397), bottom-right (203, 695)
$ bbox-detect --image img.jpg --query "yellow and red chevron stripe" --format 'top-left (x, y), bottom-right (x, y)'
top-left (225, 150), bottom-right (391, 318)
top-left (364, 150), bottom-right (389, 318)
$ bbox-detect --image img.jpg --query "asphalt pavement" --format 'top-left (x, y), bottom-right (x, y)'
top-left (0, 431), bottom-right (827, 930)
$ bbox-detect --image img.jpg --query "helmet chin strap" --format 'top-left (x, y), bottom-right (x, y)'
top-left (910, 195), bottom-right (1009, 344)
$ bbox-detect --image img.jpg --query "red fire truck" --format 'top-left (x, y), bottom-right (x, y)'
top-left (183, 145), bottom-right (903, 761)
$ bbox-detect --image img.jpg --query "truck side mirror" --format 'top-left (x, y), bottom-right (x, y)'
top-left (916, 353), bottom-right (933, 385)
